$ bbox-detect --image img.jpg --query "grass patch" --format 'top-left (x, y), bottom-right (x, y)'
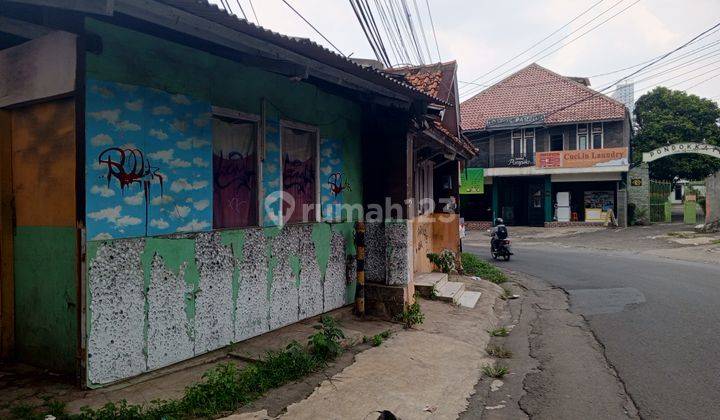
top-left (712, 239), bottom-right (720, 245)
top-left (10, 316), bottom-right (346, 420)
top-left (363, 330), bottom-right (392, 347)
top-left (461, 252), bottom-right (507, 284)
top-left (486, 345), bottom-right (513, 359)
top-left (488, 327), bottom-right (510, 337)
top-left (482, 364), bottom-right (509, 378)
top-left (396, 296), bottom-right (425, 329)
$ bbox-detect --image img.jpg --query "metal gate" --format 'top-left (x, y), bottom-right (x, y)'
top-left (649, 180), bottom-right (672, 223)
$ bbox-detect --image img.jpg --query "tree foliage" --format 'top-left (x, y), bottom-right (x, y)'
top-left (633, 87), bottom-right (720, 180)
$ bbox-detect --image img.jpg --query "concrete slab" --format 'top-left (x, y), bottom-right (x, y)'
top-left (437, 281), bottom-right (465, 303)
top-left (414, 272), bottom-right (448, 298)
top-left (458, 291), bottom-right (482, 308)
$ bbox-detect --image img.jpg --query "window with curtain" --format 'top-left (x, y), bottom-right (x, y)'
top-left (282, 125), bottom-right (317, 223)
top-left (212, 116), bottom-right (258, 228)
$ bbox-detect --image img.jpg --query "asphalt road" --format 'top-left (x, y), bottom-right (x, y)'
top-left (465, 243), bottom-right (720, 419)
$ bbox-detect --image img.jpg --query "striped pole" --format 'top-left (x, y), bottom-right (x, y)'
top-left (355, 221), bottom-right (365, 317)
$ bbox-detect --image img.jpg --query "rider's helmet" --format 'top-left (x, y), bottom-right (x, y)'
top-left (495, 218), bottom-right (504, 225)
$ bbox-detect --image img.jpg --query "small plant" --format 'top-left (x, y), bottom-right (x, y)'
top-left (308, 315), bottom-right (345, 362)
top-left (369, 330), bottom-right (392, 346)
top-left (489, 327), bottom-right (509, 337)
top-left (486, 345), bottom-right (513, 359)
top-left (482, 364), bottom-right (509, 378)
top-left (461, 252), bottom-right (507, 284)
top-left (427, 249), bottom-right (456, 273)
top-left (396, 296), bottom-right (425, 329)
top-left (429, 285), bottom-right (439, 300)
top-left (499, 288), bottom-right (514, 300)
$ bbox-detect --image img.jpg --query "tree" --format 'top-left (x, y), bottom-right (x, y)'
top-left (633, 87), bottom-right (720, 180)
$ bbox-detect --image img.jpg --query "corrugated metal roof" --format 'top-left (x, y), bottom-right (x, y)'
top-left (154, 0), bottom-right (448, 105)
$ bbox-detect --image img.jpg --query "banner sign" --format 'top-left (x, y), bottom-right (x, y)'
top-left (642, 142), bottom-right (720, 163)
top-left (460, 168), bottom-right (484, 194)
top-left (486, 113), bottom-right (545, 129)
top-left (536, 147), bottom-right (628, 169)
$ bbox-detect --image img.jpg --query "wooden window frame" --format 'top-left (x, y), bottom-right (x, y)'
top-left (210, 106), bottom-right (262, 228)
top-left (279, 119), bottom-right (321, 224)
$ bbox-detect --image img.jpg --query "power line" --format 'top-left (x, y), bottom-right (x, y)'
top-left (248, 0), bottom-right (260, 24)
top-left (461, 0), bottom-right (606, 89)
top-left (424, 0), bottom-right (441, 62)
top-left (233, 0), bottom-right (247, 19)
top-left (374, 0), bottom-right (404, 64)
top-left (683, 70), bottom-right (720, 91)
top-left (412, 0), bottom-right (433, 62)
top-left (361, 0), bottom-right (392, 65)
top-left (280, 0), bottom-right (345, 56)
top-left (350, 0), bottom-right (385, 64)
top-left (461, 0), bottom-right (636, 97)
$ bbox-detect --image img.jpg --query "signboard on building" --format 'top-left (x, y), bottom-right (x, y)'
top-left (631, 178), bottom-right (643, 187)
top-left (642, 142), bottom-right (720, 163)
top-left (486, 113), bottom-right (545, 129)
top-left (536, 147), bottom-right (628, 169)
top-left (460, 168), bottom-right (484, 194)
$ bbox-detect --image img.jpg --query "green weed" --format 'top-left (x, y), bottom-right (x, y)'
top-left (488, 327), bottom-right (510, 337)
top-left (482, 364), bottom-right (509, 378)
top-left (461, 253), bottom-right (507, 284)
top-left (486, 345), bottom-right (513, 359)
top-left (396, 297), bottom-right (425, 329)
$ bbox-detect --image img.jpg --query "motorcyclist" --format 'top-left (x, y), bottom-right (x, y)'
top-left (490, 218), bottom-right (508, 251)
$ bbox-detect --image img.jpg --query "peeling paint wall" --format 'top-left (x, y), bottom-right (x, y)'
top-left (87, 223), bottom-right (353, 386)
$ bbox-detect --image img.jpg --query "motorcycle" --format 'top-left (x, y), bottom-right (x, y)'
top-left (491, 237), bottom-right (513, 261)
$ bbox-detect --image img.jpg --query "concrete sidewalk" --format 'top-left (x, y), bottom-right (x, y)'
top-left (227, 279), bottom-right (505, 420)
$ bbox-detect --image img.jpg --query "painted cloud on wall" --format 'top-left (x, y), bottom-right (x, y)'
top-left (86, 79), bottom-right (213, 240)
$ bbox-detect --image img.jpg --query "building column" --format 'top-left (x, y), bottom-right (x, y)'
top-left (544, 175), bottom-right (553, 223)
top-left (492, 178), bottom-right (499, 222)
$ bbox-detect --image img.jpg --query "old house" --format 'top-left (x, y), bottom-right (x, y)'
top-left (0, 0), bottom-right (471, 387)
top-left (460, 63), bottom-right (632, 227)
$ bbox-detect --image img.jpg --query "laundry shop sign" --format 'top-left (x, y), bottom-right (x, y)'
top-left (642, 142), bottom-right (720, 163)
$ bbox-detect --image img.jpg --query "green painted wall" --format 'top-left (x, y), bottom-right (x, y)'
top-left (14, 226), bottom-right (78, 373)
top-left (85, 18), bottom-right (363, 209)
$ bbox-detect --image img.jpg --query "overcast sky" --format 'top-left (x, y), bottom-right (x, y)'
top-left (209, 0), bottom-right (720, 105)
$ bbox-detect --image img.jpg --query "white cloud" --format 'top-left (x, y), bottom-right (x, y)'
top-left (148, 149), bottom-right (174, 163)
top-left (152, 106), bottom-right (173, 115)
top-left (264, 163), bottom-right (278, 173)
top-left (91, 85), bottom-right (114, 99)
top-left (171, 119), bottom-right (187, 132)
top-left (172, 205), bottom-right (191, 218)
top-left (125, 99), bottom-right (143, 111)
top-left (150, 218), bottom-right (169, 229)
top-left (194, 114), bottom-right (211, 127)
top-left (89, 109), bottom-right (120, 124)
top-left (321, 147), bottom-right (332, 157)
top-left (123, 190), bottom-right (145, 206)
top-left (151, 195), bottom-right (174, 205)
top-left (88, 205), bottom-right (142, 227)
top-left (170, 178), bottom-right (209, 193)
top-left (193, 199), bottom-right (209, 211)
top-left (91, 133), bottom-right (113, 147)
top-left (92, 232), bottom-right (113, 240)
top-left (115, 120), bottom-right (141, 131)
top-left (149, 128), bottom-right (168, 140)
top-left (321, 165), bottom-right (332, 175)
top-left (169, 158), bottom-right (192, 168)
top-left (177, 219), bottom-right (210, 232)
top-left (171, 94), bottom-right (192, 105)
top-left (330, 158), bottom-right (340, 165)
top-left (193, 157), bottom-right (209, 167)
top-left (90, 184), bottom-right (115, 198)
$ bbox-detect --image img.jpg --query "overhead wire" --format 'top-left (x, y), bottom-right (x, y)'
top-left (424, 0), bottom-right (441, 62)
top-left (412, 0), bottom-right (433, 62)
top-left (279, 0), bottom-right (346, 56)
top-left (233, 0), bottom-right (247, 19)
top-left (461, 0), bottom-right (638, 97)
top-left (460, 0), bottom-right (606, 90)
top-left (349, 0), bottom-right (385, 64)
top-left (248, 0), bottom-right (260, 24)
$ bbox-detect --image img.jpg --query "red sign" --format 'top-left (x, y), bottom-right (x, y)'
top-left (536, 147), bottom-right (628, 169)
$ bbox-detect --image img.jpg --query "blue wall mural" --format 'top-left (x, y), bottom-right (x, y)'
top-left (320, 137), bottom-right (349, 221)
top-left (262, 117), bottom-right (282, 227)
top-left (85, 79), bottom-right (213, 240)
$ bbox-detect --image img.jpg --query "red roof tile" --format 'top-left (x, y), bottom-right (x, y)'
top-left (386, 61), bottom-right (457, 103)
top-left (460, 63), bottom-right (627, 131)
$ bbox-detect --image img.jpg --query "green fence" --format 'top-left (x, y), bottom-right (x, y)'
top-left (649, 180), bottom-right (672, 223)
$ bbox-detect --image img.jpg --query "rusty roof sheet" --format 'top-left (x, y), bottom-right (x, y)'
top-left (153, 0), bottom-right (448, 105)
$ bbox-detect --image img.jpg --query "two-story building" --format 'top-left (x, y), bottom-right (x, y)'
top-left (460, 64), bottom-right (632, 227)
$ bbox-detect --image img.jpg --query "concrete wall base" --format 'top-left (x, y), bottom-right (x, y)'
top-left (364, 283), bottom-right (414, 320)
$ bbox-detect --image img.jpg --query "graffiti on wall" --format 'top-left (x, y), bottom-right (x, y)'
top-left (86, 79), bottom-right (213, 240)
top-left (262, 118), bottom-right (282, 226)
top-left (212, 118), bottom-right (258, 228)
top-left (320, 137), bottom-right (346, 221)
